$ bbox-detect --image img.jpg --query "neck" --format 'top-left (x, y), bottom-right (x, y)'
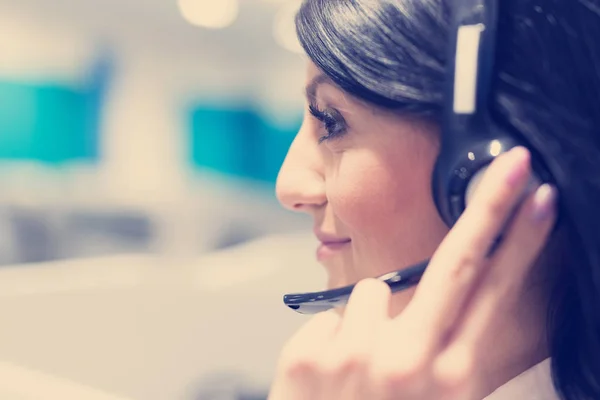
top-left (474, 280), bottom-right (550, 399)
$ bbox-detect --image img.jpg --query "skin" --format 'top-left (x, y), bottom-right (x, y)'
top-left (272, 62), bottom-right (555, 399)
top-left (277, 63), bottom-right (448, 312)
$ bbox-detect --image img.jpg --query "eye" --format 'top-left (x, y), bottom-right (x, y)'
top-left (308, 103), bottom-right (347, 144)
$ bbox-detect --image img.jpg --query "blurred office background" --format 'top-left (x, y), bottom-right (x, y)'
top-left (0, 0), bottom-right (324, 399)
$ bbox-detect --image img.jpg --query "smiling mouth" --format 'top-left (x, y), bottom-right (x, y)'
top-left (316, 240), bottom-right (351, 261)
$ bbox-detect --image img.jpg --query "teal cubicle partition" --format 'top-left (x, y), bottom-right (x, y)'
top-left (0, 81), bottom-right (96, 163)
top-left (189, 104), bottom-right (301, 184)
top-left (0, 53), bottom-right (111, 164)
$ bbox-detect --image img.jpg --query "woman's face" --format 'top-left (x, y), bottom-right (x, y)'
top-left (276, 62), bottom-right (450, 314)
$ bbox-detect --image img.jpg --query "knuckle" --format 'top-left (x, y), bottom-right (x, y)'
top-left (378, 370), bottom-right (419, 396)
top-left (278, 342), bottom-right (318, 377)
top-left (483, 267), bottom-right (514, 298)
top-left (448, 252), bottom-right (479, 283)
top-left (372, 358), bottom-right (428, 395)
top-left (433, 350), bottom-right (475, 393)
top-left (324, 355), bottom-right (367, 377)
top-left (344, 350), bottom-right (370, 370)
top-left (324, 346), bottom-right (370, 377)
top-left (484, 193), bottom-right (510, 218)
top-left (279, 352), bottom-right (318, 379)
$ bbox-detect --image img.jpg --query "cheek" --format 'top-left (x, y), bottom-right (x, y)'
top-left (331, 151), bottom-right (430, 237)
top-left (328, 146), bottom-right (448, 272)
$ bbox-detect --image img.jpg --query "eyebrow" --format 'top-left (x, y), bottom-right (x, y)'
top-left (305, 74), bottom-right (334, 102)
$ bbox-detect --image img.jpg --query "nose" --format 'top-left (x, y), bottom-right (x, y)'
top-left (276, 124), bottom-right (326, 213)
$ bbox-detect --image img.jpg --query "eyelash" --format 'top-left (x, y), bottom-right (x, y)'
top-left (308, 103), bottom-right (347, 144)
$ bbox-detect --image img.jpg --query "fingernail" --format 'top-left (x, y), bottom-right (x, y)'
top-left (531, 184), bottom-right (557, 222)
top-left (505, 147), bottom-right (531, 186)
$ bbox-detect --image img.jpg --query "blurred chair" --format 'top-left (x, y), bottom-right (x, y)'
top-left (192, 371), bottom-right (267, 400)
top-left (61, 210), bottom-right (154, 259)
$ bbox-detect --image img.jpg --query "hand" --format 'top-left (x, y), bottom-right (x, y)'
top-left (268, 147), bottom-right (558, 400)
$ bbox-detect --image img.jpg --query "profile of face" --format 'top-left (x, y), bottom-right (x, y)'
top-left (276, 62), bottom-right (450, 314)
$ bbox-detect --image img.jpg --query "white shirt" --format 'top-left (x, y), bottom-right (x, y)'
top-left (484, 358), bottom-right (560, 400)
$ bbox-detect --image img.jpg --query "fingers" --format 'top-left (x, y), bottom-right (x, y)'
top-left (270, 311), bottom-right (341, 400)
top-left (339, 278), bottom-right (391, 339)
top-left (319, 279), bottom-right (391, 399)
top-left (487, 183), bottom-right (557, 295)
top-left (400, 147), bottom-right (534, 353)
top-left (279, 310), bottom-right (341, 365)
top-left (449, 183), bottom-right (558, 350)
top-left (439, 146), bottom-right (534, 266)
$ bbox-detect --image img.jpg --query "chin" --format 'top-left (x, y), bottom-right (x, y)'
top-left (319, 260), bottom-right (350, 290)
top-left (326, 274), bottom-right (348, 290)
top-left (323, 261), bottom-right (368, 291)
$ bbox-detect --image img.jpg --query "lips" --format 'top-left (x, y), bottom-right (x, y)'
top-left (314, 230), bottom-right (351, 261)
top-left (314, 229), bottom-right (351, 244)
top-left (320, 239), bottom-right (351, 246)
top-left (316, 241), bottom-right (350, 260)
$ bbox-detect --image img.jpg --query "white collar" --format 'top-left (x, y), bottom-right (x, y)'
top-left (483, 358), bottom-right (560, 400)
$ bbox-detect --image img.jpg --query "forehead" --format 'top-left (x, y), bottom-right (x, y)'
top-left (305, 62), bottom-right (336, 98)
top-left (304, 61), bottom-right (361, 110)
top-left (306, 61), bottom-right (322, 79)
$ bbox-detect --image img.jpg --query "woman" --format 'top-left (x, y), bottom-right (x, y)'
top-left (271, 0), bottom-right (600, 399)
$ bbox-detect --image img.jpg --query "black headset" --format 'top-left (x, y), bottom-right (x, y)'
top-left (284, 0), bottom-right (551, 314)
